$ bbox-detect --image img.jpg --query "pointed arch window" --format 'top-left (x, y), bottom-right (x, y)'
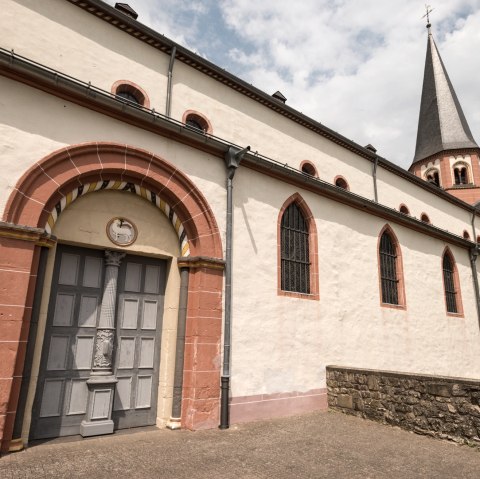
top-left (378, 227), bottom-right (405, 307)
top-left (442, 249), bottom-right (463, 315)
top-left (281, 203), bottom-right (310, 293)
top-left (278, 194), bottom-right (319, 300)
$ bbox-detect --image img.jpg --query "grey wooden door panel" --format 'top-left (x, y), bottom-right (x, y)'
top-left (39, 379), bottom-right (65, 417)
top-left (112, 256), bottom-right (166, 430)
top-left (78, 294), bottom-right (101, 327)
top-left (66, 379), bottom-right (89, 415)
top-left (31, 245), bottom-right (104, 440)
top-left (31, 247), bottom-right (166, 439)
top-left (52, 293), bottom-right (76, 326)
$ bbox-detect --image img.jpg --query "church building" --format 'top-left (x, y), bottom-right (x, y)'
top-left (1, 0), bottom-right (480, 452)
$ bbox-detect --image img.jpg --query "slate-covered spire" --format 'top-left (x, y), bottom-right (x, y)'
top-left (413, 24), bottom-right (478, 164)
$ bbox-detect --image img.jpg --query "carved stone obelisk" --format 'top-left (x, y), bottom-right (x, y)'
top-left (80, 250), bottom-right (125, 437)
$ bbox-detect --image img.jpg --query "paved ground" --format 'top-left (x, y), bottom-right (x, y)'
top-left (1, 410), bottom-right (479, 478)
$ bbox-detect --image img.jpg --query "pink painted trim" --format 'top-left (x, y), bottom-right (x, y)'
top-left (377, 224), bottom-right (407, 310)
top-left (299, 160), bottom-right (318, 178)
top-left (111, 80), bottom-right (150, 109)
top-left (277, 193), bottom-right (319, 301)
top-left (230, 388), bottom-right (328, 424)
top-left (334, 175), bottom-right (349, 191)
top-left (442, 246), bottom-right (464, 318)
top-left (182, 109), bottom-right (213, 134)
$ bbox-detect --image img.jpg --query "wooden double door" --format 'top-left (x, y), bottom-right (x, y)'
top-left (31, 245), bottom-right (166, 439)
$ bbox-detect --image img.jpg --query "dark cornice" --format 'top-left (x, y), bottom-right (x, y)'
top-left (0, 48), bottom-right (477, 249)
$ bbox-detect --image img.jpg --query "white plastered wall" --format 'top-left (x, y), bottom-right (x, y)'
top-left (1, 0), bottom-right (474, 238)
top-left (22, 190), bottom-right (182, 442)
top-left (376, 166), bottom-right (473, 235)
top-left (0, 77), bottom-right (227, 247)
top-left (229, 166), bottom-right (480, 398)
top-left (171, 61), bottom-right (375, 199)
top-left (3, 0), bottom-right (480, 412)
top-left (1, 0), bottom-right (169, 110)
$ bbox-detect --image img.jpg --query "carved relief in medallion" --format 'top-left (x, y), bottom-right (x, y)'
top-left (106, 217), bottom-right (137, 246)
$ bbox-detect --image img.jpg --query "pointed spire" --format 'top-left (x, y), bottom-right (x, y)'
top-left (413, 24), bottom-right (478, 164)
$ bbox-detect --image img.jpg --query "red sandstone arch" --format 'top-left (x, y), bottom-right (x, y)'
top-left (0, 142), bottom-right (224, 451)
top-left (4, 142), bottom-right (222, 259)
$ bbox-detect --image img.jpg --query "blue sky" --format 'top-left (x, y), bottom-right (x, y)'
top-left (106, 0), bottom-right (480, 169)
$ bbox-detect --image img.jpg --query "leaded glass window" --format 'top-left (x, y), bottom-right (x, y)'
top-left (443, 253), bottom-right (457, 313)
top-left (379, 231), bottom-right (399, 305)
top-left (281, 203), bottom-right (310, 294)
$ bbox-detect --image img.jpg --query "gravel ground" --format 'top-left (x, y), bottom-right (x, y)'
top-left (1, 410), bottom-right (479, 479)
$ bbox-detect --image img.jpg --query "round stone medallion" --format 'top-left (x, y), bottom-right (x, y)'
top-left (106, 217), bottom-right (137, 246)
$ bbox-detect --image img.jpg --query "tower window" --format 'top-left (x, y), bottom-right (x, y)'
top-left (425, 169), bottom-right (440, 186)
top-left (453, 165), bottom-right (469, 185)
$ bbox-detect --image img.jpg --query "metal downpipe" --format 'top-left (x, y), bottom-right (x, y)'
top-left (469, 247), bottom-right (480, 330)
top-left (220, 145), bottom-right (250, 429)
top-left (165, 46), bottom-right (176, 117)
top-left (471, 205), bottom-right (478, 242)
top-left (373, 156), bottom-right (379, 202)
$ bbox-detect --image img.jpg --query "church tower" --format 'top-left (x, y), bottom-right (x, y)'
top-left (409, 21), bottom-right (480, 204)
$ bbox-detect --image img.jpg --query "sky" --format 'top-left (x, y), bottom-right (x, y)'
top-left (106, 0), bottom-right (480, 170)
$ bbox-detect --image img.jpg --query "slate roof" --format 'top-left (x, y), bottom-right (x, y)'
top-left (413, 27), bottom-right (478, 164)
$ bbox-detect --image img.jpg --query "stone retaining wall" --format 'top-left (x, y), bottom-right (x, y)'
top-left (327, 366), bottom-right (480, 446)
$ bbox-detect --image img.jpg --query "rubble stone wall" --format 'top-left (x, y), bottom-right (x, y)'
top-left (327, 366), bottom-right (480, 446)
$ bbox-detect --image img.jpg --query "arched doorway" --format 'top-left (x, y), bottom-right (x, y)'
top-left (0, 143), bottom-right (223, 450)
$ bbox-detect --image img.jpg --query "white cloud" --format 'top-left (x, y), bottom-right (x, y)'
top-left (105, 0), bottom-right (480, 169)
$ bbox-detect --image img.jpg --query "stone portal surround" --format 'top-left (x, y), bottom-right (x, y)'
top-left (0, 142), bottom-right (224, 452)
top-left (327, 366), bottom-right (480, 446)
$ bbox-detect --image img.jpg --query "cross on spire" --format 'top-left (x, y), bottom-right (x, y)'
top-left (422, 4), bottom-right (434, 28)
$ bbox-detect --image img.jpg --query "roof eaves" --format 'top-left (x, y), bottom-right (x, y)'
top-left (2, 46), bottom-right (480, 238)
